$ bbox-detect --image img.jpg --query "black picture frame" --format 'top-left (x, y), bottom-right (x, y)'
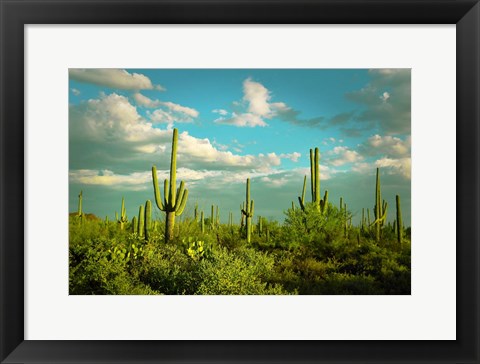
top-left (1, 0), bottom-right (479, 363)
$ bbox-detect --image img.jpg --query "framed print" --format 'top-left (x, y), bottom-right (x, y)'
top-left (1, 0), bottom-right (479, 363)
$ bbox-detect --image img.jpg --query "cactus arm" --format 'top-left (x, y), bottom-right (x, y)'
top-left (250, 200), bottom-right (254, 217)
top-left (298, 196), bottom-right (305, 211)
top-left (175, 189), bottom-right (189, 216)
top-left (321, 190), bottom-right (329, 213)
top-left (152, 166), bottom-right (164, 210)
top-left (175, 181), bottom-right (185, 210)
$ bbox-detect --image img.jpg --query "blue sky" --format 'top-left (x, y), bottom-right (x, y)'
top-left (69, 69), bottom-right (411, 226)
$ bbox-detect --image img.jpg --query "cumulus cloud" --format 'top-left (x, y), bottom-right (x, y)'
top-left (214, 78), bottom-right (327, 128)
top-left (214, 112), bottom-right (268, 127)
top-left (70, 92), bottom-right (304, 188)
top-left (243, 78), bottom-right (272, 116)
top-left (375, 157), bottom-right (411, 179)
top-left (212, 109), bottom-right (228, 116)
top-left (327, 146), bottom-right (363, 166)
top-left (134, 92), bottom-right (199, 128)
top-left (71, 88), bottom-right (81, 96)
top-left (359, 134), bottom-right (411, 158)
top-left (69, 92), bottom-right (169, 143)
top-left (280, 152), bottom-right (301, 162)
top-left (69, 169), bottom-right (151, 190)
top-left (69, 69), bottom-right (165, 90)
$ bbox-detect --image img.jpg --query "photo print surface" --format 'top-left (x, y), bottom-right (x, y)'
top-left (69, 69), bottom-right (411, 295)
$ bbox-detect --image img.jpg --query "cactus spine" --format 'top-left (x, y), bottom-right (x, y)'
top-left (145, 200), bottom-right (152, 241)
top-left (152, 128), bottom-right (189, 244)
top-left (396, 194), bottom-right (403, 244)
top-left (241, 178), bottom-right (254, 243)
top-left (138, 204), bottom-right (145, 238)
top-left (373, 168), bottom-right (387, 242)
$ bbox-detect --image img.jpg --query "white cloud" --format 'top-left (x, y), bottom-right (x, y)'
top-left (212, 109), bottom-right (228, 116)
top-left (213, 79), bottom-right (294, 128)
top-left (214, 113), bottom-right (268, 127)
top-left (69, 169), bottom-right (151, 189)
top-left (243, 78), bottom-right (272, 116)
top-left (69, 69), bottom-right (165, 90)
top-left (134, 92), bottom-right (199, 128)
top-left (161, 101), bottom-right (199, 118)
top-left (70, 93), bottom-right (287, 175)
top-left (280, 152), bottom-right (301, 162)
top-left (69, 93), bottom-right (169, 143)
top-left (375, 157), bottom-right (411, 179)
top-left (380, 91), bottom-right (390, 102)
top-left (133, 92), bottom-right (161, 108)
top-left (71, 88), bottom-right (81, 96)
top-left (360, 134), bottom-right (411, 158)
top-left (327, 146), bottom-right (363, 166)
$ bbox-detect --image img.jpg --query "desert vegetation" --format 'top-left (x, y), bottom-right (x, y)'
top-left (69, 128), bottom-right (411, 295)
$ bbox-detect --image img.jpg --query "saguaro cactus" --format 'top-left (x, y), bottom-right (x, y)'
top-left (241, 178), bottom-right (255, 243)
top-left (396, 194), bottom-right (403, 244)
top-left (138, 204), bottom-right (145, 238)
top-left (77, 190), bottom-right (83, 217)
top-left (194, 203), bottom-right (198, 222)
top-left (200, 211), bottom-right (205, 234)
top-left (372, 168), bottom-right (387, 242)
top-left (152, 128), bottom-right (189, 244)
top-left (309, 148), bottom-right (329, 213)
top-left (77, 190), bottom-right (85, 224)
top-left (118, 197), bottom-right (128, 230)
top-left (145, 200), bottom-right (152, 241)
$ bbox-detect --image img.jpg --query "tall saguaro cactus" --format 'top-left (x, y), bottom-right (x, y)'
top-left (152, 128), bottom-right (189, 244)
top-left (396, 194), bottom-right (403, 245)
top-left (373, 168), bottom-right (388, 242)
top-left (241, 178), bottom-right (255, 243)
top-left (309, 148), bottom-right (328, 213)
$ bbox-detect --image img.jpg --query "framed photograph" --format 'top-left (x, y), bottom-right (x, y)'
top-left (1, 0), bottom-right (478, 363)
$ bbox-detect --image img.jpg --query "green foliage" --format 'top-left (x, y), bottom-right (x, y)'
top-left (196, 247), bottom-right (288, 295)
top-left (69, 153), bottom-right (410, 295)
